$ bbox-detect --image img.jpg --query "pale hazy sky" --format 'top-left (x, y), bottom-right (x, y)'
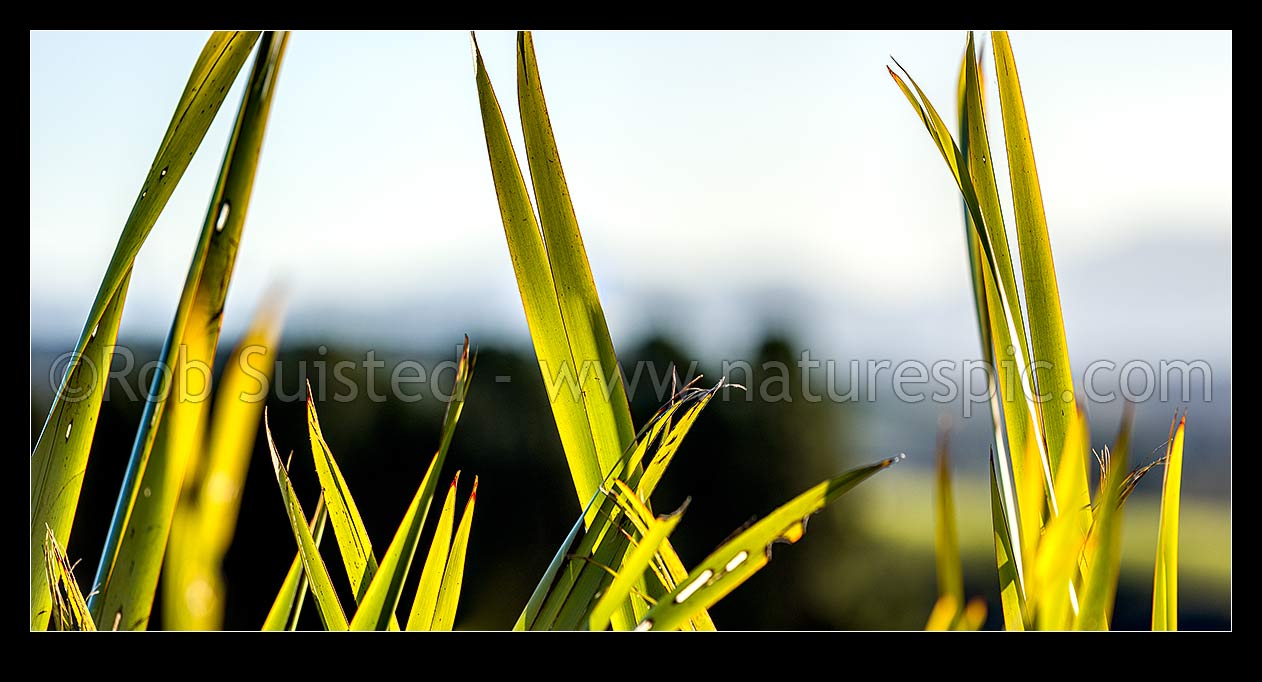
top-left (29, 30), bottom-right (1232, 361)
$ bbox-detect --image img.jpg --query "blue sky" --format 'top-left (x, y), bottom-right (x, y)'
top-left (29, 30), bottom-right (1231, 363)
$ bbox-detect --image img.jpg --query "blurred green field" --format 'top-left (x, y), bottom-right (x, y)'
top-left (859, 467), bottom-right (1231, 626)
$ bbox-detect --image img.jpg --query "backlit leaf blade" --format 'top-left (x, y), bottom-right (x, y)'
top-left (889, 52), bottom-right (1055, 512)
top-left (607, 480), bottom-right (677, 600)
top-left (432, 478), bottom-right (478, 631)
top-left (635, 388), bottom-right (718, 499)
top-left (348, 340), bottom-right (474, 631)
top-left (193, 293), bottom-right (286, 558)
top-left (30, 271), bottom-right (130, 630)
top-left (1056, 407), bottom-right (1093, 539)
top-left (590, 500), bottom-right (685, 632)
top-left (1031, 409), bottom-right (1090, 630)
top-left (513, 492), bottom-right (599, 631)
top-left (79, 31), bottom-right (261, 351)
top-left (307, 387), bottom-right (382, 611)
top-left (166, 292), bottom-right (286, 630)
top-left (1075, 411), bottom-right (1133, 631)
top-left (516, 383), bottom-right (722, 631)
top-left (992, 30), bottom-right (1078, 468)
top-left (959, 34), bottom-right (1043, 573)
top-left (348, 455), bottom-right (442, 631)
top-left (516, 30), bottom-right (637, 485)
top-left (614, 473), bottom-right (714, 630)
top-left (262, 496), bottom-right (328, 631)
top-left (44, 527), bottom-right (95, 631)
top-left (89, 32), bottom-right (289, 630)
top-left (990, 454), bottom-right (1027, 630)
top-left (266, 415), bottom-right (347, 631)
top-left (961, 33), bottom-right (1033, 385)
top-left (956, 46), bottom-right (1028, 579)
top-left (30, 29), bottom-right (259, 629)
top-left (526, 489), bottom-right (634, 631)
top-left (472, 35), bottom-right (607, 512)
top-left (477, 31), bottom-right (714, 630)
top-left (516, 439), bottom-right (680, 631)
top-left (640, 457), bottom-right (900, 631)
top-left (632, 387), bottom-right (719, 630)
top-left (1153, 414), bottom-right (1186, 630)
top-left (654, 540), bottom-right (716, 631)
top-left (407, 474), bottom-right (461, 631)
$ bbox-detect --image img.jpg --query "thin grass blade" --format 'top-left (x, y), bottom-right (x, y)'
top-left (347, 455), bottom-right (440, 630)
top-left (432, 478), bottom-right (478, 631)
top-left (265, 416), bottom-right (347, 631)
top-left (307, 389), bottom-right (383, 611)
top-left (1153, 414), bottom-right (1185, 630)
top-left (347, 340), bottom-right (474, 630)
top-left (605, 479), bottom-right (711, 629)
top-left (262, 496), bottom-right (328, 631)
top-left (406, 474), bottom-right (461, 631)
